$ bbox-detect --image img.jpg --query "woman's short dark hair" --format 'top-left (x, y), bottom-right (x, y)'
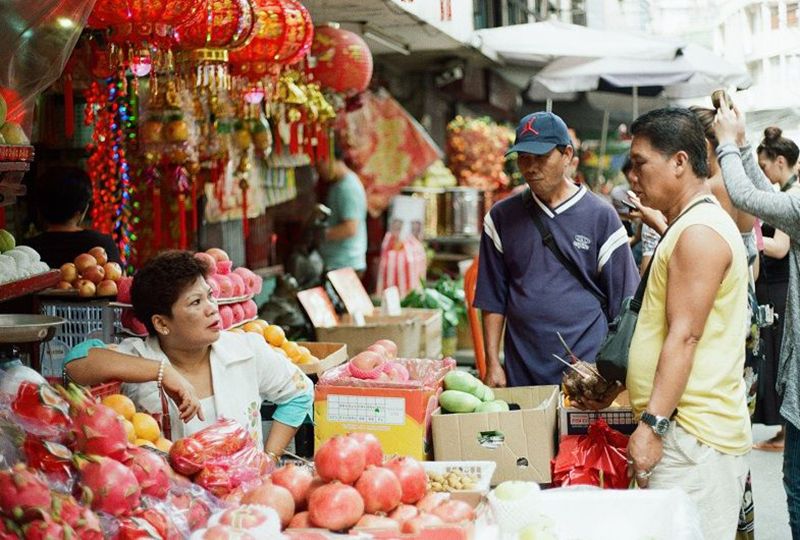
top-left (630, 108), bottom-right (710, 178)
top-left (36, 167), bottom-right (93, 224)
top-left (688, 106), bottom-right (718, 148)
top-left (757, 126), bottom-right (799, 167)
top-left (131, 250), bottom-right (211, 335)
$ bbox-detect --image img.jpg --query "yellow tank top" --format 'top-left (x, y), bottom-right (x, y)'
top-left (627, 196), bottom-right (752, 455)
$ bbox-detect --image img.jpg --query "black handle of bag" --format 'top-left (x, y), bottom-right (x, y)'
top-left (524, 190), bottom-right (609, 315)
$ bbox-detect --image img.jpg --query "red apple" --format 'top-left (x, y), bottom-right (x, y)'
top-left (88, 246), bottom-right (108, 266)
top-left (74, 253), bottom-right (97, 274)
top-left (82, 265), bottom-right (105, 285)
top-left (96, 280), bottom-right (118, 297)
top-left (60, 262), bottom-right (77, 283)
top-left (76, 279), bottom-right (96, 298)
top-left (56, 280), bottom-right (72, 290)
top-left (205, 248), bottom-right (230, 262)
top-left (103, 262), bottom-right (123, 281)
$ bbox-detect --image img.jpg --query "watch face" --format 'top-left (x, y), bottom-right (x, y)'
top-left (654, 418), bottom-right (670, 436)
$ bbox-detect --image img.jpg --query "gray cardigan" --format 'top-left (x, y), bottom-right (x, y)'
top-left (717, 142), bottom-right (800, 431)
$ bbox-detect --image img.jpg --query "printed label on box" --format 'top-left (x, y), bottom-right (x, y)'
top-left (326, 395), bottom-right (406, 425)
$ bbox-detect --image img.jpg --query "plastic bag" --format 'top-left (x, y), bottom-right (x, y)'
top-left (0, 366), bottom-right (72, 442)
top-left (166, 481), bottom-right (224, 532)
top-left (0, 1), bottom-right (94, 135)
top-left (194, 443), bottom-right (273, 497)
top-left (376, 232), bottom-right (427, 298)
top-left (168, 417), bottom-right (251, 476)
top-left (22, 435), bottom-right (74, 488)
top-left (551, 419), bottom-right (630, 489)
top-left (318, 357), bottom-right (455, 389)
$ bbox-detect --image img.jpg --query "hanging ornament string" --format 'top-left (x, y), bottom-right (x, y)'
top-left (174, 165), bottom-right (191, 249)
top-left (142, 153), bottom-right (162, 251)
top-left (115, 83), bottom-right (137, 267)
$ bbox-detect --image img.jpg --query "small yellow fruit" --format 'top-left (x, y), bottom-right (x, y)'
top-left (296, 346), bottom-right (313, 364)
top-left (264, 325), bottom-right (286, 347)
top-left (135, 438), bottom-right (156, 448)
top-left (102, 394), bottom-right (136, 420)
top-left (281, 340), bottom-right (300, 361)
top-left (122, 418), bottom-right (136, 443)
top-left (132, 412), bottom-right (161, 442)
top-left (155, 438), bottom-right (173, 452)
top-left (242, 321), bottom-right (265, 334)
top-left (229, 328), bottom-right (245, 334)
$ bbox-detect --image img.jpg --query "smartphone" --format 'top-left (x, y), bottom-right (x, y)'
top-left (712, 89), bottom-right (734, 110)
top-left (620, 199), bottom-right (638, 211)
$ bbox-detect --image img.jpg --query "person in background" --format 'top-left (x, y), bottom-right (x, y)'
top-left (316, 145), bottom-right (367, 274)
top-left (65, 251), bottom-right (313, 456)
top-left (24, 167), bottom-right (121, 268)
top-left (749, 127), bottom-right (799, 452)
top-left (475, 111), bottom-right (639, 388)
top-left (618, 108), bottom-right (751, 540)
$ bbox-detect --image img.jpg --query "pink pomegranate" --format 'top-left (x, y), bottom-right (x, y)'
top-left (401, 512), bottom-right (444, 534)
top-left (354, 514), bottom-right (400, 530)
top-left (75, 455), bottom-right (141, 517)
top-left (416, 492), bottom-right (450, 513)
top-left (307, 483), bottom-right (365, 531)
top-left (431, 499), bottom-right (475, 523)
top-left (389, 504), bottom-right (419, 524)
top-left (240, 482), bottom-right (295, 529)
top-left (355, 466), bottom-right (402, 514)
top-left (348, 432), bottom-right (383, 466)
top-left (385, 456), bottom-right (427, 504)
top-left (59, 383), bottom-right (129, 461)
top-left (287, 511), bottom-right (311, 529)
top-left (125, 446), bottom-right (171, 499)
top-left (0, 464), bottom-right (52, 522)
top-left (315, 436), bottom-right (366, 484)
top-left (270, 464), bottom-right (314, 510)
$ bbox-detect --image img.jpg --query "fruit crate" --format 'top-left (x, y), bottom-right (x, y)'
top-left (422, 461), bottom-right (496, 493)
top-left (38, 299), bottom-right (122, 381)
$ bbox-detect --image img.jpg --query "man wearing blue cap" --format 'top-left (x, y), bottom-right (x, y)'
top-left (474, 112), bottom-right (639, 388)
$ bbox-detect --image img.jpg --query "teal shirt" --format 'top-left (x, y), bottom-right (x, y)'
top-left (319, 172), bottom-right (367, 271)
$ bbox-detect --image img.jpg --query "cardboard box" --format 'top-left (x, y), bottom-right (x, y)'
top-left (559, 391), bottom-right (636, 437)
top-left (314, 379), bottom-right (445, 461)
top-left (402, 308), bottom-right (443, 359)
top-left (431, 386), bottom-right (559, 485)
top-left (314, 313), bottom-right (422, 358)
top-left (295, 342), bottom-right (347, 376)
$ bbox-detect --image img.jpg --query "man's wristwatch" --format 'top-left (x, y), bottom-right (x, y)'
top-left (640, 411), bottom-right (670, 437)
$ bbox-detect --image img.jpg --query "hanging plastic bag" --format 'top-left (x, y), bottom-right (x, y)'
top-left (376, 232), bottom-right (427, 298)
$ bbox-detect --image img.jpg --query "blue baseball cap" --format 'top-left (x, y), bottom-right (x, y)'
top-left (506, 112), bottom-right (572, 156)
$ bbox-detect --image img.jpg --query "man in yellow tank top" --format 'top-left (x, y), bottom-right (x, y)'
top-left (622, 108), bottom-right (751, 539)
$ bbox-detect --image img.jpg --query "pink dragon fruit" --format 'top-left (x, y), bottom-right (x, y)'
top-left (21, 517), bottom-right (70, 540)
top-left (50, 492), bottom-right (103, 540)
top-left (114, 516), bottom-right (162, 539)
top-left (0, 464), bottom-right (52, 522)
top-left (132, 507), bottom-right (182, 540)
top-left (59, 383), bottom-right (130, 461)
top-left (75, 455), bottom-right (141, 517)
top-left (125, 446), bottom-right (171, 499)
top-left (0, 519), bottom-right (20, 540)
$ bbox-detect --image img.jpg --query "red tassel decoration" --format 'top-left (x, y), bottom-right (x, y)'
top-left (178, 193), bottom-right (187, 249)
top-left (316, 126), bottom-right (328, 163)
top-left (274, 123), bottom-right (283, 156)
top-left (191, 176), bottom-right (198, 234)
top-left (289, 122), bottom-right (300, 155)
top-left (0, 208), bottom-right (6, 229)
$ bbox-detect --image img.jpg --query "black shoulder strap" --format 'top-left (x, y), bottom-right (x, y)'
top-left (631, 196), bottom-right (715, 313)
top-left (524, 190), bottom-right (609, 314)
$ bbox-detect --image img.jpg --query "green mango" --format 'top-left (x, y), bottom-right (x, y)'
top-left (474, 400), bottom-right (510, 413)
top-left (443, 370), bottom-right (481, 396)
top-left (439, 390), bottom-right (482, 413)
top-left (481, 385), bottom-right (495, 402)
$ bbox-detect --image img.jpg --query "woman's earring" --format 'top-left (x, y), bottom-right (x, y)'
top-left (161, 328), bottom-right (170, 336)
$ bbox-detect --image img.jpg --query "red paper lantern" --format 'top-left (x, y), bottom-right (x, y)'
top-left (229, 0), bottom-right (309, 81)
top-left (274, 0), bottom-right (314, 66)
top-left (174, 0), bottom-right (255, 52)
top-left (310, 26), bottom-right (373, 96)
top-left (88, 0), bottom-right (201, 46)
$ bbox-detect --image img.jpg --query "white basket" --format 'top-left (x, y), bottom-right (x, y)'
top-left (487, 483), bottom-right (543, 538)
top-left (422, 460), bottom-right (496, 493)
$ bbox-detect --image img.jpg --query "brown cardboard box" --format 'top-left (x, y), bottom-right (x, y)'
top-left (559, 390), bottom-right (636, 436)
top-left (431, 385), bottom-right (559, 485)
top-left (314, 313), bottom-right (422, 358)
top-left (400, 308), bottom-right (442, 359)
top-left (295, 342), bottom-right (347, 376)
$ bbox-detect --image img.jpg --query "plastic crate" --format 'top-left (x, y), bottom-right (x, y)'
top-left (39, 300), bottom-right (122, 381)
top-left (89, 381), bottom-right (123, 400)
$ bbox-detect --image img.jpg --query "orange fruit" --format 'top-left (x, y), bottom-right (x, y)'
top-left (155, 438), bottom-right (173, 452)
top-left (296, 346), bottom-right (313, 364)
top-left (122, 418), bottom-right (136, 443)
top-left (281, 340), bottom-right (300, 362)
top-left (251, 319), bottom-right (269, 331)
top-left (135, 438), bottom-right (156, 448)
top-left (132, 412), bottom-right (161, 442)
top-left (264, 325), bottom-right (286, 347)
top-left (242, 321), bottom-right (265, 334)
top-left (102, 394), bottom-right (136, 420)
top-left (229, 328), bottom-right (245, 334)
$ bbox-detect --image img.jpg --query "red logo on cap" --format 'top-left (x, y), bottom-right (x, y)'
top-left (520, 117), bottom-right (539, 136)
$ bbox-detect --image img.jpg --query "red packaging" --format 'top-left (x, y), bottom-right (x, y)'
top-left (551, 419), bottom-right (630, 489)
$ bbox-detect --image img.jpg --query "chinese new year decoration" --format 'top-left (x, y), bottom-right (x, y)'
top-left (310, 25), bottom-right (373, 96)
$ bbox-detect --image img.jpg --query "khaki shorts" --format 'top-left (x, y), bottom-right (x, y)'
top-left (649, 423), bottom-right (749, 540)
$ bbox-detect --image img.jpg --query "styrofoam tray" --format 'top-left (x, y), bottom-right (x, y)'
top-left (422, 460), bottom-right (496, 493)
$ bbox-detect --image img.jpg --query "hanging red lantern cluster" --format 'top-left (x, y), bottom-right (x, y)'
top-left (229, 0), bottom-right (314, 83)
top-left (310, 26), bottom-right (373, 96)
top-left (173, 0), bottom-right (256, 89)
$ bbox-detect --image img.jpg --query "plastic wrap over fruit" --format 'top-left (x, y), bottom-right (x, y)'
top-left (318, 357), bottom-right (455, 389)
top-left (194, 443), bottom-right (273, 497)
top-left (0, 366), bottom-right (72, 441)
top-left (168, 417), bottom-right (251, 475)
top-left (0, 0), bottom-right (95, 136)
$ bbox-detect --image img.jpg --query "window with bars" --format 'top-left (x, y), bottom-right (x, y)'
top-left (788, 2), bottom-right (799, 27)
top-left (770, 4), bottom-right (780, 29)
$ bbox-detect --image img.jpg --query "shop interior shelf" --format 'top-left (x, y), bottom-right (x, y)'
top-left (0, 270), bottom-right (61, 304)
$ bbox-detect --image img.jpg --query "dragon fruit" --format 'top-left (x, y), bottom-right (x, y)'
top-left (22, 436), bottom-right (73, 485)
top-left (114, 516), bottom-right (162, 539)
top-left (132, 507), bottom-right (182, 540)
top-left (168, 492), bottom-right (211, 531)
top-left (10, 380), bottom-right (71, 441)
top-left (125, 446), bottom-right (171, 499)
top-left (0, 464), bottom-right (52, 522)
top-left (21, 517), bottom-right (70, 540)
top-left (74, 455), bottom-right (141, 517)
top-left (59, 383), bottom-right (130, 461)
top-left (0, 519), bottom-right (20, 540)
top-left (50, 492), bottom-right (103, 539)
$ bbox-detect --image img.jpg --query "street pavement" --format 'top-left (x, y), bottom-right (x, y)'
top-left (750, 423), bottom-right (791, 539)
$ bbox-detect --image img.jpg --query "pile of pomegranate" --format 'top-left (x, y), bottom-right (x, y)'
top-left (56, 246), bottom-right (127, 298)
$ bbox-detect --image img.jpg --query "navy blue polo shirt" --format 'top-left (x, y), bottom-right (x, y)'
top-left (474, 185), bottom-right (639, 386)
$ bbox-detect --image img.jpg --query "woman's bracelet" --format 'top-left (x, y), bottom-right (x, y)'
top-left (157, 358), bottom-right (166, 388)
top-left (266, 450), bottom-right (281, 462)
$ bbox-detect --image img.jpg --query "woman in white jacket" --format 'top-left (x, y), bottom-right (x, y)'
top-left (65, 251), bottom-right (313, 458)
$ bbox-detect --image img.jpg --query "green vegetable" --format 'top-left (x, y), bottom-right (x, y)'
top-left (439, 390), bottom-right (482, 413)
top-left (402, 274), bottom-right (467, 335)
